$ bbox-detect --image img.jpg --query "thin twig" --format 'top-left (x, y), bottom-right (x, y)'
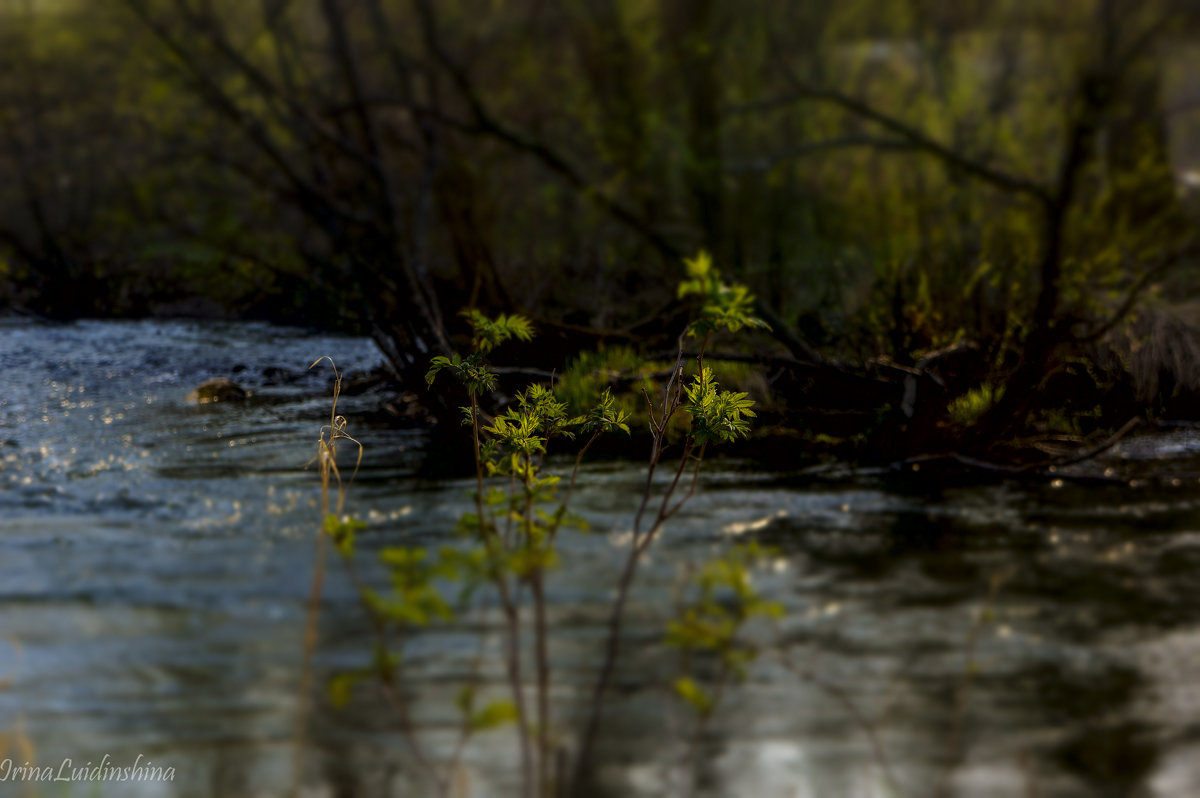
top-left (774, 646), bottom-right (902, 796)
top-left (470, 392), bottom-right (535, 797)
top-left (573, 334), bottom-right (708, 792)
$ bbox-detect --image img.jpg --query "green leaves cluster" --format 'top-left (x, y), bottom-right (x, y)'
top-left (556, 347), bottom-right (648, 420)
top-left (324, 513), bottom-right (367, 557)
top-left (325, 520), bottom-right (490, 713)
top-left (341, 545), bottom-right (483, 642)
top-left (667, 542), bottom-right (784, 717)
top-left (463, 309), bottom-right (534, 354)
top-left (581, 388), bottom-right (632, 437)
top-left (678, 250), bottom-right (770, 337)
top-left (481, 384), bottom-right (633, 468)
top-left (426, 352), bottom-right (496, 395)
top-left (456, 687), bottom-right (520, 734)
top-left (483, 383), bottom-right (574, 462)
top-left (683, 368), bottom-right (757, 444)
top-left (326, 297), bottom-right (774, 791)
top-left (426, 312), bottom-right (633, 588)
top-left (426, 310), bottom-right (535, 393)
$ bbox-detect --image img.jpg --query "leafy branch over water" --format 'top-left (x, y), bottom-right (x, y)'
top-left (300, 255), bottom-right (813, 797)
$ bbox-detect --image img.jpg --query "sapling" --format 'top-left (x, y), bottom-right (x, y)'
top-left (315, 253), bottom-right (777, 798)
top-left (571, 251), bottom-right (768, 793)
top-left (428, 310), bottom-right (630, 797)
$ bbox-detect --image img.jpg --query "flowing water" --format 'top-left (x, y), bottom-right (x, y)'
top-left (3, 319), bottom-right (1200, 797)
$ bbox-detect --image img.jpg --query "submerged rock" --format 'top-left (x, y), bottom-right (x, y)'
top-left (187, 378), bottom-right (248, 404)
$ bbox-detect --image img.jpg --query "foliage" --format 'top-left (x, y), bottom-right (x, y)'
top-left (678, 250), bottom-right (770, 337)
top-left (427, 312), bottom-right (533, 391)
top-left (1, 0), bottom-right (1193, 434)
top-left (556, 346), bottom-right (649, 419)
top-left (462, 309), bottom-right (535, 354)
top-left (308, 257), bottom-right (776, 796)
top-left (456, 688), bottom-right (521, 734)
top-left (683, 368), bottom-right (758, 444)
top-left (581, 387), bottom-right (633, 438)
top-left (667, 543), bottom-right (784, 719)
top-left (948, 383), bottom-right (1004, 427)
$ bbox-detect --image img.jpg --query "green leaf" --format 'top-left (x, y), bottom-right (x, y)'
top-left (325, 514), bottom-right (366, 557)
top-left (581, 387), bottom-right (632, 437)
top-left (426, 354), bottom-right (459, 386)
top-left (677, 251), bottom-right (769, 336)
top-left (683, 369), bottom-right (757, 443)
top-left (470, 699), bottom-right (519, 732)
top-left (508, 546), bottom-right (559, 578)
top-left (674, 677), bottom-right (713, 716)
top-left (455, 685), bottom-right (476, 715)
top-left (328, 671), bottom-right (364, 709)
top-left (379, 546), bottom-right (427, 569)
top-left (463, 310), bottom-right (535, 353)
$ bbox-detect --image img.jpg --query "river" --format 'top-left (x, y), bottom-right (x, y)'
top-left (2, 318), bottom-right (1200, 797)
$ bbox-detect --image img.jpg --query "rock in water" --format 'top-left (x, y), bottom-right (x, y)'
top-left (187, 378), bottom-right (248, 404)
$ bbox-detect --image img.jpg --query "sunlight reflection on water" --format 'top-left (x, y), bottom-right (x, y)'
top-left (4, 320), bottom-right (1200, 796)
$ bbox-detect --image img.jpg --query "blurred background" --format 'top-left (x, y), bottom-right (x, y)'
top-left (3, 0), bottom-right (1200, 401)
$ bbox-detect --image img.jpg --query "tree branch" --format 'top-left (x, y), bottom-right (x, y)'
top-left (411, 0), bottom-right (683, 262)
top-left (728, 84), bottom-right (1052, 203)
top-left (725, 136), bottom-right (918, 174)
top-left (1075, 242), bottom-right (1198, 342)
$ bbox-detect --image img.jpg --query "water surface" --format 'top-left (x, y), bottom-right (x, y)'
top-left (3, 319), bottom-right (1200, 797)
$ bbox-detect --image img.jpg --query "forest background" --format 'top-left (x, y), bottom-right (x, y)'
top-left (4, 0), bottom-right (1200, 462)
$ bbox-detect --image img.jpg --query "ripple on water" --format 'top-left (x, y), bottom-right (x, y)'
top-left (9, 320), bottom-right (1200, 796)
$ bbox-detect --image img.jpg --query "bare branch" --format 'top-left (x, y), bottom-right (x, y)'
top-left (725, 137), bottom-right (917, 174)
top-left (728, 85), bottom-right (1052, 203)
top-left (1075, 242), bottom-right (1199, 342)
top-left (411, 0), bottom-right (683, 262)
